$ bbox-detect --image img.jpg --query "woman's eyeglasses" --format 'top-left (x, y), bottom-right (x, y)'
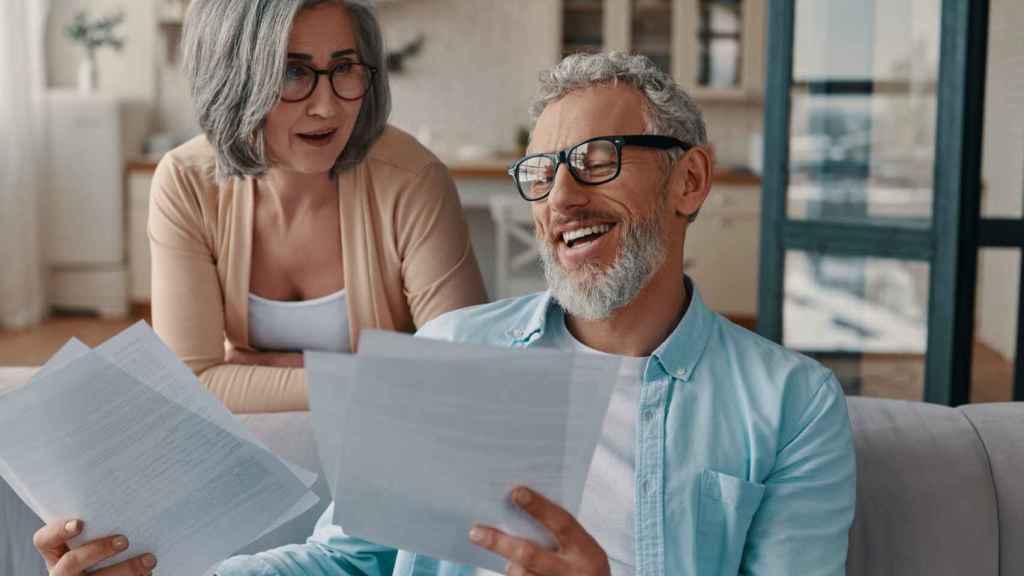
top-left (280, 61), bottom-right (377, 103)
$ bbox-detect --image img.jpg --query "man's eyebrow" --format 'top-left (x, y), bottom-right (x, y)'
top-left (286, 49), bottom-right (357, 61)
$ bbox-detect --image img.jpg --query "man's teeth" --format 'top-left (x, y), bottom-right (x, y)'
top-left (562, 224), bottom-right (612, 245)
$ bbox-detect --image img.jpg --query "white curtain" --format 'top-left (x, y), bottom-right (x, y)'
top-left (0, 0), bottom-right (49, 329)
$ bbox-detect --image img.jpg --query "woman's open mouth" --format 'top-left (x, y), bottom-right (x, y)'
top-left (296, 128), bottom-right (338, 147)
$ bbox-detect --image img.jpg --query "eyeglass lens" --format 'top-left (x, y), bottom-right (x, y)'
top-left (281, 62), bottom-right (371, 102)
top-left (516, 139), bottom-right (619, 199)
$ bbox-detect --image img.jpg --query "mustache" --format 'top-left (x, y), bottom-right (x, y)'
top-left (548, 210), bottom-right (619, 228)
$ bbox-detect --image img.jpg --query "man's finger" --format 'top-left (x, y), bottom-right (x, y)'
top-left (32, 519), bottom-right (80, 567)
top-left (51, 534), bottom-right (131, 576)
top-left (510, 487), bottom-right (585, 548)
top-left (468, 524), bottom-right (568, 576)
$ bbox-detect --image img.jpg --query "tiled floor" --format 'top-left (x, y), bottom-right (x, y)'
top-left (0, 314), bottom-right (1016, 403)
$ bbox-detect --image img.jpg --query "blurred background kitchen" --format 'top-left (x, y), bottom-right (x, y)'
top-left (1, 0), bottom-right (1021, 406)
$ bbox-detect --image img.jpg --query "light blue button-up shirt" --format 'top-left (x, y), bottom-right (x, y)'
top-left (218, 282), bottom-right (856, 576)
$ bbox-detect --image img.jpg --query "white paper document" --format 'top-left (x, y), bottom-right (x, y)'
top-left (305, 330), bottom-right (619, 572)
top-left (0, 323), bottom-right (319, 575)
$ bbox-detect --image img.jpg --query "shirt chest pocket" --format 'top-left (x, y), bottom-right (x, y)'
top-left (697, 469), bottom-right (766, 575)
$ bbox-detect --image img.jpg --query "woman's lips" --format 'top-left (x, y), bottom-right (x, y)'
top-left (296, 128), bottom-right (338, 148)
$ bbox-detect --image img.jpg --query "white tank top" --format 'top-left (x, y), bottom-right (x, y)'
top-left (247, 289), bottom-right (351, 353)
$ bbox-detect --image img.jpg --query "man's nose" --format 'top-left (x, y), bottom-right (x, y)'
top-left (546, 162), bottom-right (589, 214)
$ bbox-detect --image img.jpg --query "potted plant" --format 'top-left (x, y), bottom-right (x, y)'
top-left (65, 9), bottom-right (125, 93)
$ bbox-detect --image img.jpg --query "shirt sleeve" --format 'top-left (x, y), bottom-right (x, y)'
top-left (214, 504), bottom-right (399, 576)
top-left (394, 161), bottom-right (488, 328)
top-left (739, 372), bottom-right (857, 575)
top-left (148, 156), bottom-right (307, 413)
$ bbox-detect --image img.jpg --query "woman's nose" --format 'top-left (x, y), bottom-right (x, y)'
top-left (305, 76), bottom-right (338, 118)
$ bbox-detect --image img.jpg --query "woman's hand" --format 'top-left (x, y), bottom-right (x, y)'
top-left (225, 348), bottom-right (304, 368)
top-left (469, 487), bottom-right (611, 576)
top-left (33, 519), bottom-right (157, 575)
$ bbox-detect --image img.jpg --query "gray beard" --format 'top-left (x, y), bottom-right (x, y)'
top-left (537, 196), bottom-right (668, 321)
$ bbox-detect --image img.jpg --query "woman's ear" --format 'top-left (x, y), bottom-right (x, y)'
top-left (668, 146), bottom-right (713, 221)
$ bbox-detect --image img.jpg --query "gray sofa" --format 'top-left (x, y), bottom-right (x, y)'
top-left (2, 392), bottom-right (1022, 575)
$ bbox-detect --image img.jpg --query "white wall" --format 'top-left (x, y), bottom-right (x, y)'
top-left (976, 0), bottom-right (1024, 360)
top-left (375, 0), bottom-right (560, 157)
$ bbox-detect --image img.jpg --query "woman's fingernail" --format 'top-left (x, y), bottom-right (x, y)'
top-left (112, 536), bottom-right (128, 550)
top-left (142, 554), bottom-right (157, 569)
top-left (64, 520), bottom-right (80, 535)
top-left (468, 527), bottom-right (485, 543)
top-left (513, 488), bottom-right (531, 506)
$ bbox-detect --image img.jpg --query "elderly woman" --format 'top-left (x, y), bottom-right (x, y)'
top-left (31, 0), bottom-right (486, 573)
top-left (157, 0), bottom-right (485, 414)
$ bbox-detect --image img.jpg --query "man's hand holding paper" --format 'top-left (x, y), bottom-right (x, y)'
top-left (305, 330), bottom-right (620, 573)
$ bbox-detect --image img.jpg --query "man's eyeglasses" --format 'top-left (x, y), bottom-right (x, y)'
top-left (280, 61), bottom-right (377, 103)
top-left (507, 134), bottom-right (691, 202)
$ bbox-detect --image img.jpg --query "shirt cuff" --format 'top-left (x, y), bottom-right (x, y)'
top-left (214, 555), bottom-right (279, 576)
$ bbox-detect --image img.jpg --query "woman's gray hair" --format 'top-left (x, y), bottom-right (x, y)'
top-left (182, 0), bottom-right (390, 179)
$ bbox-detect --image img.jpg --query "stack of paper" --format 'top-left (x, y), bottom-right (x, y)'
top-left (0, 322), bottom-right (319, 575)
top-left (305, 330), bottom-right (619, 573)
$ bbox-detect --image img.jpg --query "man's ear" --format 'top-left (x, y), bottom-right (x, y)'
top-left (667, 147), bottom-right (712, 221)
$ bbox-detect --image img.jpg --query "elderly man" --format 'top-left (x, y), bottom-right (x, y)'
top-left (218, 52), bottom-right (856, 576)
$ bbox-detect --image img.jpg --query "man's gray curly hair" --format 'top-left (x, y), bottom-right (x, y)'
top-left (530, 51), bottom-right (708, 151)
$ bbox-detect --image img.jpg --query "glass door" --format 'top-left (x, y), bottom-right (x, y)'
top-left (758, 0), bottom-right (990, 404)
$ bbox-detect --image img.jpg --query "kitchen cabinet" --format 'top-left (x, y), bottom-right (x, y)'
top-left (685, 184), bottom-right (760, 318)
top-left (561, 0), bottom-right (765, 100)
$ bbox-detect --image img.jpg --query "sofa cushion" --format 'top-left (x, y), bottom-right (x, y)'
top-left (961, 403), bottom-right (1024, 576)
top-left (846, 397), bottom-right (999, 576)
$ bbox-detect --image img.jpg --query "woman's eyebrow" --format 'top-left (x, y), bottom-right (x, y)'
top-left (286, 49), bottom-right (357, 61)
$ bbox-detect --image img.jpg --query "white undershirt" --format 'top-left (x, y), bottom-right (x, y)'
top-left (247, 289), bottom-right (350, 353)
top-left (476, 315), bottom-right (644, 576)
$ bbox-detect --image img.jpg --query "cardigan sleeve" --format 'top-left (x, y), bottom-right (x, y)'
top-left (394, 161), bottom-right (488, 328)
top-left (148, 155), bottom-right (307, 413)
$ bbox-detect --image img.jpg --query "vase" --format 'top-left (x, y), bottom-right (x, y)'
top-left (77, 55), bottom-right (97, 93)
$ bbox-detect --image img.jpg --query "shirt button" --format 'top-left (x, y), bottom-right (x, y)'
top-left (511, 329), bottom-right (525, 339)
top-left (643, 409), bottom-right (655, 422)
top-left (642, 479), bottom-right (655, 496)
top-left (675, 368), bottom-right (688, 379)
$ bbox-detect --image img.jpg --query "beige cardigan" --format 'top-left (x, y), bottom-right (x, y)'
top-left (148, 126), bottom-right (487, 413)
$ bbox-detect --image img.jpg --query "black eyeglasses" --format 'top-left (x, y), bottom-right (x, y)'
top-left (507, 134), bottom-right (691, 202)
top-left (280, 61), bottom-right (377, 103)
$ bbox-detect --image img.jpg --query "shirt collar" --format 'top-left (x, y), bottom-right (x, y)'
top-left (504, 291), bottom-right (556, 345)
top-left (650, 277), bottom-right (713, 382)
top-left (510, 277), bottom-right (714, 381)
